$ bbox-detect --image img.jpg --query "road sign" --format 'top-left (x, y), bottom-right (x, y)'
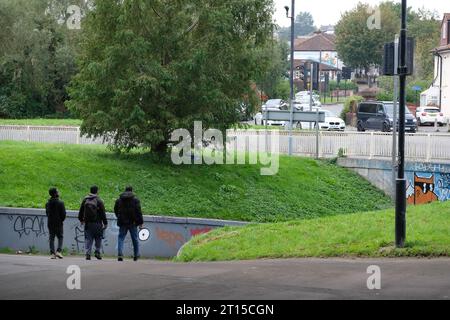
top-left (264, 110), bottom-right (325, 123)
top-left (412, 86), bottom-right (422, 91)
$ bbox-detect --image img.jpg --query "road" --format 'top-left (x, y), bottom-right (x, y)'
top-left (321, 104), bottom-right (450, 133)
top-left (0, 255), bottom-right (449, 300)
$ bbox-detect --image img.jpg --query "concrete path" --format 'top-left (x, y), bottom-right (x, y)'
top-left (0, 255), bottom-right (449, 300)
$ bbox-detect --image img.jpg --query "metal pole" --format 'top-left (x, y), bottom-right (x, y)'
top-left (309, 63), bottom-right (314, 130)
top-left (396, 0), bottom-right (407, 248)
top-left (288, 0), bottom-right (295, 156)
top-left (316, 109), bottom-right (320, 159)
top-left (392, 35), bottom-right (399, 199)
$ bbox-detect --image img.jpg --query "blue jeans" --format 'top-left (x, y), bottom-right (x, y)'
top-left (118, 225), bottom-right (140, 258)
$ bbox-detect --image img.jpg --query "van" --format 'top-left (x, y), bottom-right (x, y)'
top-left (357, 101), bottom-right (417, 133)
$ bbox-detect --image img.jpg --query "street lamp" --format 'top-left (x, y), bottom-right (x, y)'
top-left (396, 0), bottom-right (408, 248)
top-left (286, 1), bottom-right (295, 156)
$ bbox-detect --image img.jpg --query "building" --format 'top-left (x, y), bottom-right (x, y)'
top-left (431, 13), bottom-right (450, 116)
top-left (293, 31), bottom-right (342, 91)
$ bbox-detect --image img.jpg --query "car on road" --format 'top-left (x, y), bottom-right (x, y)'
top-left (254, 99), bottom-right (288, 126)
top-left (416, 107), bottom-right (446, 127)
top-left (293, 109), bottom-right (345, 131)
top-left (357, 101), bottom-right (417, 133)
top-left (318, 110), bottom-right (346, 131)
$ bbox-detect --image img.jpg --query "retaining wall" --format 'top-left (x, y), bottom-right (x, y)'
top-left (0, 207), bottom-right (247, 258)
top-left (338, 158), bottom-right (450, 205)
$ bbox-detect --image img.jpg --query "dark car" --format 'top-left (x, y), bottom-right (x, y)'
top-left (357, 101), bottom-right (418, 133)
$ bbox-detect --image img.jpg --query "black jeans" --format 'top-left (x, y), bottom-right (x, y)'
top-left (49, 225), bottom-right (64, 254)
top-left (85, 223), bottom-right (103, 256)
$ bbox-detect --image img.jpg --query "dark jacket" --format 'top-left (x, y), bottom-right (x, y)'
top-left (78, 194), bottom-right (108, 226)
top-left (114, 192), bottom-right (144, 227)
top-left (46, 197), bottom-right (67, 228)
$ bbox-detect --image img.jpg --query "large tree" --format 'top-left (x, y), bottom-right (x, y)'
top-left (67, 0), bottom-right (275, 153)
top-left (335, 1), bottom-right (399, 70)
top-left (0, 0), bottom-right (85, 118)
top-left (409, 9), bottom-right (441, 80)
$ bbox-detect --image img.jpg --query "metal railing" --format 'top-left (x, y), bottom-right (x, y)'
top-left (1, 125), bottom-right (450, 162)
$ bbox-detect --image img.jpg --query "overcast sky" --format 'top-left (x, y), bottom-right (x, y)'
top-left (274, 0), bottom-right (450, 28)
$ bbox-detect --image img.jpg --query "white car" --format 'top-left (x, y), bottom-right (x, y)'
top-left (255, 99), bottom-right (288, 126)
top-left (318, 110), bottom-right (346, 131)
top-left (295, 109), bottom-right (346, 131)
top-left (416, 107), bottom-right (446, 126)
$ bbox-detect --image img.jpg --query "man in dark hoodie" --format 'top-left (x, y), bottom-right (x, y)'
top-left (46, 188), bottom-right (67, 259)
top-left (114, 186), bottom-right (144, 262)
top-left (78, 186), bottom-right (108, 260)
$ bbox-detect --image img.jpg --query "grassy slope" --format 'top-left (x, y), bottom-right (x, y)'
top-left (0, 141), bottom-right (391, 222)
top-left (0, 119), bottom-right (82, 127)
top-left (176, 201), bottom-right (450, 261)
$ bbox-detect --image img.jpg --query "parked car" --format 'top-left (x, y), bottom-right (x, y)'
top-left (295, 92), bottom-right (322, 108)
top-left (293, 109), bottom-right (345, 131)
top-left (318, 110), bottom-right (346, 131)
top-left (357, 101), bottom-right (418, 133)
top-left (416, 107), bottom-right (446, 127)
top-left (255, 99), bottom-right (288, 126)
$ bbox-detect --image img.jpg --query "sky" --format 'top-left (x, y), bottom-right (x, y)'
top-left (274, 0), bottom-right (450, 28)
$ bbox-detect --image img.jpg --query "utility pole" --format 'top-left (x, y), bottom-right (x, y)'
top-left (392, 34), bottom-right (399, 199)
top-left (396, 0), bottom-right (408, 248)
top-left (286, 0), bottom-right (295, 156)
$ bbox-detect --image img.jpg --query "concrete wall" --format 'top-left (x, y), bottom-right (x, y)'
top-left (0, 208), bottom-right (247, 258)
top-left (338, 158), bottom-right (450, 205)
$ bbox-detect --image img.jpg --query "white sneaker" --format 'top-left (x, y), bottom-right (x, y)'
top-left (56, 252), bottom-right (63, 259)
top-left (51, 254), bottom-right (57, 260)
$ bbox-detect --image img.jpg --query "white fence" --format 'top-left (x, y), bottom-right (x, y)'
top-left (1, 125), bottom-right (450, 162)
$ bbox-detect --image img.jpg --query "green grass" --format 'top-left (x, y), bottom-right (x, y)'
top-left (0, 119), bottom-right (82, 127)
top-left (0, 141), bottom-right (392, 222)
top-left (176, 201), bottom-right (450, 262)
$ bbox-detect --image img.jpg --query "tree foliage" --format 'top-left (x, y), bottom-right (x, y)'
top-left (67, 0), bottom-right (275, 153)
top-left (0, 0), bottom-right (87, 118)
top-left (335, 2), bottom-right (399, 70)
top-left (335, 2), bottom-right (441, 81)
top-left (278, 12), bottom-right (316, 41)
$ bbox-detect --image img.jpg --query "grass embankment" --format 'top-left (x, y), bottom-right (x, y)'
top-left (0, 141), bottom-right (391, 222)
top-left (176, 201), bottom-right (450, 261)
top-left (0, 119), bottom-right (82, 127)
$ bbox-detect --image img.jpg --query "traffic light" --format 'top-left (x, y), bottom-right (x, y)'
top-left (296, 64), bottom-right (305, 81)
top-left (382, 37), bottom-right (415, 76)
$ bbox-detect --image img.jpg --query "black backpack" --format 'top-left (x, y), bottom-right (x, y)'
top-left (84, 197), bottom-right (99, 223)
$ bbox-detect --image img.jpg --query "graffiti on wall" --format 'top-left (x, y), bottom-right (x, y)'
top-left (407, 171), bottom-right (450, 205)
top-left (156, 227), bottom-right (185, 249)
top-left (10, 215), bottom-right (47, 238)
top-left (190, 227), bottom-right (213, 237)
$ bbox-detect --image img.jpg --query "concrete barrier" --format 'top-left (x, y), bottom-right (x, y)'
top-left (0, 207), bottom-right (247, 258)
top-left (338, 158), bottom-right (450, 205)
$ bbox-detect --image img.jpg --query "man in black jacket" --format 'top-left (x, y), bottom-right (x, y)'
top-left (114, 186), bottom-right (144, 262)
top-left (78, 186), bottom-right (108, 261)
top-left (46, 188), bottom-right (67, 259)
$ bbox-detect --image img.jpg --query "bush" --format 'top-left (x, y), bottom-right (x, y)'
top-left (328, 80), bottom-right (358, 92)
top-left (340, 95), bottom-right (364, 120)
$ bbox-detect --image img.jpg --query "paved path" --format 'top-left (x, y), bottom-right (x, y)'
top-left (0, 255), bottom-right (449, 300)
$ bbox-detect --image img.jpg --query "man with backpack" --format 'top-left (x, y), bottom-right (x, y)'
top-left (46, 188), bottom-right (67, 259)
top-left (114, 186), bottom-right (144, 262)
top-left (78, 186), bottom-right (108, 260)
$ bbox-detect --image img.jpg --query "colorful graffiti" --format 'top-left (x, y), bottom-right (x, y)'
top-left (155, 227), bottom-right (185, 249)
top-left (190, 227), bottom-right (213, 237)
top-left (407, 172), bottom-right (450, 205)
